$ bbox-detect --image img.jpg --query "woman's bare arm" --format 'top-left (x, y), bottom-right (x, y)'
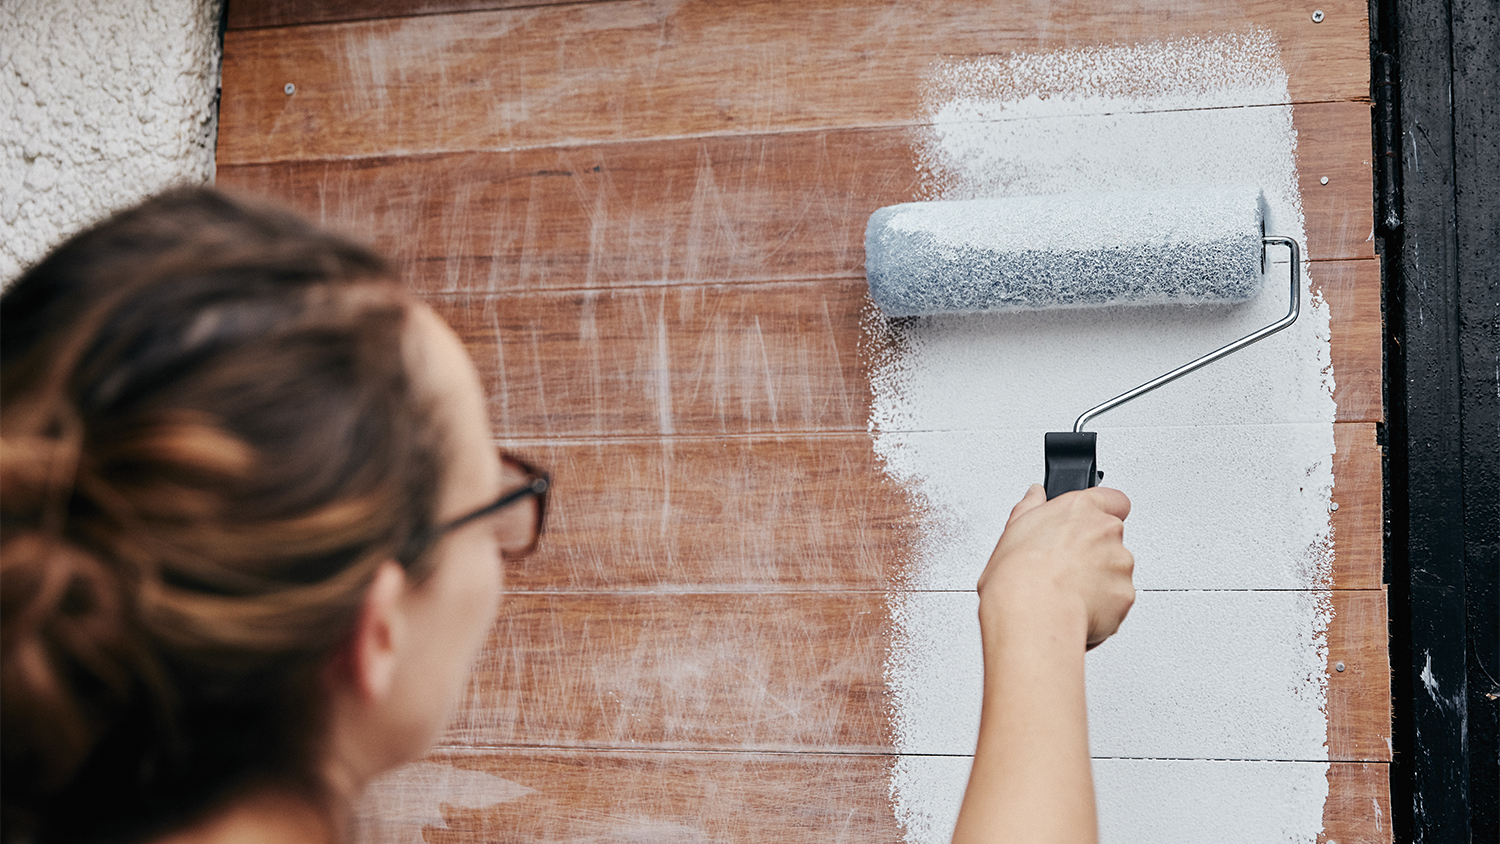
top-left (951, 484), bottom-right (1136, 844)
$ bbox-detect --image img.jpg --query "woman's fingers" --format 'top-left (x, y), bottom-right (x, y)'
top-left (980, 485), bottom-right (1136, 650)
top-left (1006, 483), bottom-right (1049, 525)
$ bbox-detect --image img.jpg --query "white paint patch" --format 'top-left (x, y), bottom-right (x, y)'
top-left (353, 759), bottom-right (534, 844)
top-left (1, 0), bottom-right (222, 283)
top-left (874, 33), bottom-right (1336, 843)
top-left (894, 756), bottom-right (1329, 844)
top-left (889, 590), bottom-right (1331, 759)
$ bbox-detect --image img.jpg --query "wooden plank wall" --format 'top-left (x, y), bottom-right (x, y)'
top-left (217, 2), bottom-right (1389, 841)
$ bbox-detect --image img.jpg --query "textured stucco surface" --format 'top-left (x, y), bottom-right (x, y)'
top-left (1, 0), bottom-right (222, 283)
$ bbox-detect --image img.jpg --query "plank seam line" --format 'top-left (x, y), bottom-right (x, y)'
top-left (226, 0), bottom-right (623, 33)
top-left (497, 588), bottom-right (1383, 596)
top-left (217, 99), bottom-right (1367, 167)
top-left (491, 420), bottom-right (1376, 447)
top-left (429, 745), bottom-right (1387, 763)
top-left (415, 255), bottom-right (1375, 300)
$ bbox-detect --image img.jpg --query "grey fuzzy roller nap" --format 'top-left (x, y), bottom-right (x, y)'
top-left (863, 185), bottom-right (1302, 500)
top-left (864, 186), bottom-right (1270, 317)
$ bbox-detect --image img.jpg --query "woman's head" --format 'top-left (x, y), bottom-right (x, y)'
top-left (0, 188), bottom-right (524, 841)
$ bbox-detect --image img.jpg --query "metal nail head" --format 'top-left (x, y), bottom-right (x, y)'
top-left (284, 83), bottom-right (296, 95)
top-left (1320, 176), bottom-right (1330, 185)
top-left (1330, 501), bottom-right (1339, 510)
top-left (1335, 662), bottom-right (1346, 672)
top-left (1312, 9), bottom-right (1325, 22)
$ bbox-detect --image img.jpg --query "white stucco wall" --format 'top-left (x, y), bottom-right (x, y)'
top-left (1, 0), bottom-right (223, 283)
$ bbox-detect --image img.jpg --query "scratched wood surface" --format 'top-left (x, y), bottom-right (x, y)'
top-left (483, 423), bottom-right (1382, 592)
top-left (219, 0), bottom-right (1371, 164)
top-left (359, 749), bottom-right (1387, 844)
top-left (219, 0), bottom-right (1389, 840)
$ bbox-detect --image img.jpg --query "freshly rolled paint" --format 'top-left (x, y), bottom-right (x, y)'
top-left (872, 31), bottom-right (1337, 843)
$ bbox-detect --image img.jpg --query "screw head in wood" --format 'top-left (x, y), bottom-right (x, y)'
top-left (1320, 176), bottom-right (1330, 185)
top-left (284, 83), bottom-right (296, 95)
top-left (1335, 662), bottom-right (1346, 672)
top-left (1312, 9), bottom-right (1325, 22)
top-left (1330, 501), bottom-right (1339, 510)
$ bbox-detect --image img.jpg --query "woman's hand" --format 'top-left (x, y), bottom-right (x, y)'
top-left (977, 484), bottom-right (1135, 651)
top-left (952, 484), bottom-right (1136, 844)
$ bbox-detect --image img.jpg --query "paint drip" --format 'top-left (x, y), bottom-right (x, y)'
top-left (873, 31), bottom-right (1335, 844)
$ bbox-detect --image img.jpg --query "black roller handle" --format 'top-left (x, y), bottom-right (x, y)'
top-left (1043, 432), bottom-right (1103, 500)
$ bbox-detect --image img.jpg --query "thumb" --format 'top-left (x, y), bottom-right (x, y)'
top-left (1006, 483), bottom-right (1048, 525)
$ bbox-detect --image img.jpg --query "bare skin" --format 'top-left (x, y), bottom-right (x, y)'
top-left (952, 483), bottom-right (1136, 844)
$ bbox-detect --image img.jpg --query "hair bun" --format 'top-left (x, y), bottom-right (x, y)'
top-left (0, 524), bottom-right (151, 792)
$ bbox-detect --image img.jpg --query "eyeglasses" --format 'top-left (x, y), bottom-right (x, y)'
top-left (399, 453), bottom-right (550, 564)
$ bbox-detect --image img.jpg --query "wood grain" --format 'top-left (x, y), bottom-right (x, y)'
top-left (441, 590), bottom-right (1387, 761)
top-left (1333, 423), bottom-right (1384, 588)
top-left (1324, 762), bottom-right (1395, 844)
top-left (500, 425), bottom-right (1382, 591)
top-left (226, 0), bottom-right (577, 31)
top-left (495, 434), bottom-right (915, 592)
top-left (409, 282), bottom-right (1377, 445)
top-left (1326, 590), bottom-right (1393, 763)
top-left (354, 748), bottom-right (1387, 844)
top-left (364, 748), bottom-right (902, 844)
top-left (1318, 259), bottom-right (1384, 422)
top-left (216, 102), bottom-right (1377, 300)
top-left (219, 0), bottom-right (1370, 163)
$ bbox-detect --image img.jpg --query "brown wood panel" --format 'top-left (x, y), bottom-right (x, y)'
top-left (416, 285), bottom-right (1376, 445)
top-left (441, 591), bottom-right (1387, 761)
top-left (226, 0), bottom-right (584, 31)
top-left (498, 434), bottom-right (913, 592)
top-left (1317, 259), bottom-right (1384, 422)
top-left (1332, 423), bottom-right (1384, 589)
top-left (439, 282), bottom-right (870, 438)
top-left (369, 748), bottom-right (901, 843)
top-left (219, 0), bottom-right (1369, 164)
top-left (1323, 762), bottom-right (1394, 844)
top-left (216, 102), bottom-right (1377, 294)
top-left (358, 748), bottom-right (1387, 843)
top-left (442, 592), bottom-right (892, 753)
top-left (502, 426), bottom-right (1382, 591)
top-left (1326, 589), bottom-right (1393, 763)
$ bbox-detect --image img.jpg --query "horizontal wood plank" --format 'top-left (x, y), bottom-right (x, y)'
top-left (358, 747), bottom-right (900, 843)
top-left (1326, 589), bottom-right (1394, 764)
top-left (442, 590), bottom-right (1387, 761)
top-left (1333, 423), bottom-right (1384, 588)
top-left (497, 434), bottom-right (914, 592)
top-left (415, 285), bottom-right (1375, 444)
top-left (219, 0), bottom-right (1370, 163)
top-left (216, 103), bottom-right (1377, 298)
top-left (501, 425), bottom-right (1381, 592)
top-left (226, 0), bottom-right (571, 31)
top-left (1324, 761), bottom-right (1395, 844)
top-left (1318, 259), bottom-right (1384, 422)
top-left (353, 749), bottom-right (1387, 844)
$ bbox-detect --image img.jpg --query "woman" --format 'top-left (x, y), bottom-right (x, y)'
top-left (0, 188), bottom-right (1132, 843)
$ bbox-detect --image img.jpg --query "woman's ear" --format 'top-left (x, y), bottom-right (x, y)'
top-left (344, 560), bottom-right (409, 702)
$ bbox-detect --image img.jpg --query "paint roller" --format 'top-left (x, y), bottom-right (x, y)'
top-left (864, 186), bottom-right (1300, 499)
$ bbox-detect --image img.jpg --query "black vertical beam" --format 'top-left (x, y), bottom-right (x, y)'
top-left (1452, 0), bottom-right (1500, 840)
top-left (1380, 0), bottom-right (1500, 841)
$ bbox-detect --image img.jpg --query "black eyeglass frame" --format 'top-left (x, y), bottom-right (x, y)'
top-left (399, 455), bottom-right (550, 564)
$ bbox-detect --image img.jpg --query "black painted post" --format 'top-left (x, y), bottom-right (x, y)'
top-left (1452, 0), bottom-right (1500, 838)
top-left (1383, 0), bottom-right (1500, 841)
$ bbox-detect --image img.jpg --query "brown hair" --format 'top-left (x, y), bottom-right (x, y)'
top-left (0, 188), bottom-right (448, 842)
